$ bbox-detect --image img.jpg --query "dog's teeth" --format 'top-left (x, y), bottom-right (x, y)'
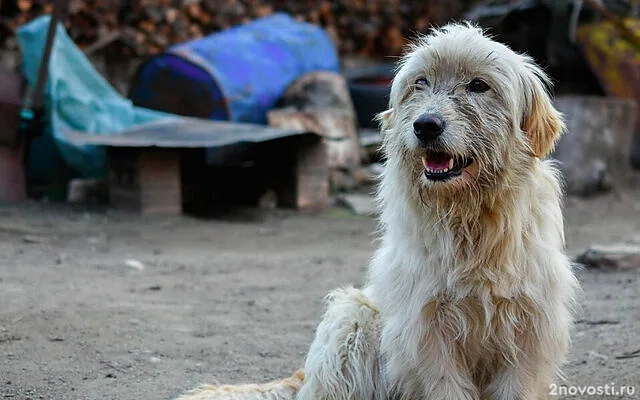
top-left (425, 167), bottom-right (450, 173)
top-left (422, 156), bottom-right (455, 174)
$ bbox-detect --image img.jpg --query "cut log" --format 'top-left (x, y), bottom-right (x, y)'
top-left (271, 71), bottom-right (361, 170)
top-left (268, 107), bottom-right (360, 169)
top-left (280, 71), bottom-right (357, 119)
top-left (553, 96), bottom-right (638, 196)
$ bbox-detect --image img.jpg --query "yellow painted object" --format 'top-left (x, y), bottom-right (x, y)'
top-left (576, 19), bottom-right (640, 100)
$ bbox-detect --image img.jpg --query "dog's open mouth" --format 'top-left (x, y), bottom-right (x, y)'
top-left (422, 151), bottom-right (473, 181)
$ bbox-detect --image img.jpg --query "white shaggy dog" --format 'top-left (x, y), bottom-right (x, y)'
top-left (178, 23), bottom-right (579, 400)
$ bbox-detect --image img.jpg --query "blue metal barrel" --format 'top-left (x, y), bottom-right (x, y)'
top-left (129, 13), bottom-right (340, 124)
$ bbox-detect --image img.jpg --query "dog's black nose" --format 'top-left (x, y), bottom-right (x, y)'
top-left (413, 113), bottom-right (445, 143)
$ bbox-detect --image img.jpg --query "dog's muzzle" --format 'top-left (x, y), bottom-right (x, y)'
top-left (413, 113), bottom-right (473, 181)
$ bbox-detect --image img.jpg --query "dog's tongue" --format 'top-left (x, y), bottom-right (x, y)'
top-left (422, 154), bottom-right (454, 171)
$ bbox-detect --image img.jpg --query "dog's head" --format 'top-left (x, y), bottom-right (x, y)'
top-left (379, 23), bottom-right (564, 197)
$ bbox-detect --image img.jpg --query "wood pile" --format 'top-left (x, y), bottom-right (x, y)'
top-left (1, 0), bottom-right (473, 59)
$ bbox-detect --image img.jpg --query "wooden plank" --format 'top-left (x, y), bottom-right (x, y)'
top-left (107, 147), bottom-right (182, 215)
top-left (278, 139), bottom-right (329, 210)
top-left (139, 148), bottom-right (181, 215)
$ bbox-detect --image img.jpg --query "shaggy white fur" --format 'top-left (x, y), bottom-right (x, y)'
top-left (177, 23), bottom-right (579, 400)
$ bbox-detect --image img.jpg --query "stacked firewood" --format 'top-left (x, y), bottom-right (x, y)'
top-left (1, 0), bottom-right (472, 58)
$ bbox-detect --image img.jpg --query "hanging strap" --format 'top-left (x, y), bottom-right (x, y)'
top-left (18, 0), bottom-right (68, 144)
top-left (29, 0), bottom-right (68, 110)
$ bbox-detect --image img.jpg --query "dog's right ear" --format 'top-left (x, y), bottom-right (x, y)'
top-left (520, 64), bottom-right (565, 159)
top-left (376, 108), bottom-right (394, 134)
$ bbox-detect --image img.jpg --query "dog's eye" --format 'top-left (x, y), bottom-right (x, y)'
top-left (414, 77), bottom-right (429, 89)
top-left (468, 78), bottom-right (490, 93)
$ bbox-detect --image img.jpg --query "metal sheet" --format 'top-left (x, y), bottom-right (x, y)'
top-left (61, 117), bottom-right (319, 148)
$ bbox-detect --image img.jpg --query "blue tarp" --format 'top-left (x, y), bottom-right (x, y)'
top-left (131, 13), bottom-right (340, 124)
top-left (17, 14), bottom-right (339, 179)
top-left (17, 16), bottom-right (173, 178)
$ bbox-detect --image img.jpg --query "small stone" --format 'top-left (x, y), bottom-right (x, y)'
top-left (22, 235), bottom-right (42, 244)
top-left (329, 168), bottom-right (357, 191)
top-left (67, 178), bottom-right (108, 205)
top-left (575, 244), bottom-right (640, 269)
top-left (335, 193), bottom-right (378, 216)
top-left (258, 190), bottom-right (278, 210)
top-left (353, 163), bottom-right (384, 185)
top-left (149, 356), bottom-right (161, 363)
top-left (588, 350), bottom-right (608, 363)
top-left (124, 259), bottom-right (145, 271)
top-left (257, 228), bottom-right (277, 236)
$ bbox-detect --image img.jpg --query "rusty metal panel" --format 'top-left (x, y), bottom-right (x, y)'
top-left (576, 20), bottom-right (640, 100)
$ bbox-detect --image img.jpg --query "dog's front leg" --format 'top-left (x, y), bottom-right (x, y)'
top-left (483, 365), bottom-right (553, 400)
top-left (383, 316), bottom-right (480, 400)
top-left (417, 354), bottom-right (479, 400)
top-left (296, 286), bottom-right (384, 400)
top-left (381, 325), bottom-right (479, 399)
top-left (483, 348), bottom-right (563, 400)
top-left (385, 355), bottom-right (479, 400)
top-left (483, 300), bottom-right (572, 400)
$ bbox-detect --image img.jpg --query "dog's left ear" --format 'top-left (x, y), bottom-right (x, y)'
top-left (376, 108), bottom-right (394, 134)
top-left (520, 64), bottom-right (565, 158)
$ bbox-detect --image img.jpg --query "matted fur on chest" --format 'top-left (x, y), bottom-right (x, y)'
top-left (418, 293), bottom-right (538, 383)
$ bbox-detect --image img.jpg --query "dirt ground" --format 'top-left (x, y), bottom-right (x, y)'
top-left (1, 189), bottom-right (639, 400)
